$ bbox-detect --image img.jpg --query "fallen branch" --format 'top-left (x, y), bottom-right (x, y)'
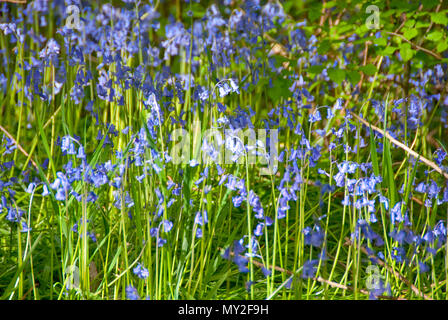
top-left (350, 111), bottom-right (448, 180)
top-left (383, 31), bottom-right (442, 60)
top-left (0, 124), bottom-right (38, 170)
top-left (344, 237), bottom-right (432, 300)
top-left (0, 0), bottom-right (27, 3)
top-left (224, 249), bottom-right (400, 299)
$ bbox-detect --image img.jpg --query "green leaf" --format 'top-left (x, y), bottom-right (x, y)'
top-left (423, 0), bottom-right (439, 9)
top-left (323, 0), bottom-right (337, 8)
top-left (334, 23), bottom-right (353, 35)
top-left (309, 3), bottom-right (323, 22)
top-left (399, 43), bottom-right (414, 61)
top-left (426, 31), bottom-right (443, 42)
top-left (353, 36), bottom-right (377, 46)
top-left (347, 70), bottom-right (361, 85)
top-left (403, 28), bottom-right (418, 41)
top-left (431, 12), bottom-right (448, 25)
top-left (437, 41), bottom-right (448, 53)
top-left (327, 68), bottom-right (345, 85)
top-left (373, 37), bottom-right (387, 46)
top-left (359, 64), bottom-right (378, 76)
top-left (268, 76), bottom-right (291, 101)
top-left (415, 21), bottom-right (431, 28)
top-left (404, 19), bottom-right (416, 28)
top-left (379, 46), bottom-right (397, 56)
top-left (307, 65), bottom-right (325, 74)
top-left (317, 39), bottom-right (331, 55)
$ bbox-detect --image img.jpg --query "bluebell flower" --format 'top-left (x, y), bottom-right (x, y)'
top-left (233, 254), bottom-right (249, 273)
top-left (60, 136), bottom-right (77, 155)
top-left (232, 195), bottom-right (244, 208)
top-left (303, 225), bottom-right (324, 247)
top-left (162, 220), bottom-right (173, 232)
top-left (233, 239), bottom-right (245, 255)
top-left (254, 223), bottom-right (264, 237)
top-left (126, 285), bottom-right (140, 300)
top-left (221, 247), bottom-right (231, 260)
top-left (39, 38), bottom-right (60, 63)
top-left (157, 238), bottom-right (167, 247)
top-left (194, 211), bottom-right (208, 226)
top-left (391, 247), bottom-right (407, 263)
top-left (150, 227), bottom-right (159, 238)
top-left (26, 182), bottom-right (36, 194)
top-left (326, 107), bottom-right (334, 120)
top-left (341, 195), bottom-right (351, 206)
top-left (42, 184), bottom-right (50, 197)
top-left (55, 188), bottom-right (66, 201)
top-left (261, 266), bottom-right (271, 277)
top-left (434, 148), bottom-right (447, 166)
top-left (418, 262), bottom-right (430, 273)
top-left (302, 260), bottom-right (318, 279)
top-left (21, 221), bottom-right (32, 233)
top-left (308, 110), bottom-right (321, 123)
top-left (379, 195), bottom-right (389, 210)
top-left (77, 146), bottom-right (86, 160)
top-left (86, 192), bottom-right (98, 203)
top-left (427, 180), bottom-right (441, 200)
top-left (133, 263), bottom-right (149, 279)
top-left (189, 159), bottom-right (199, 167)
top-left (285, 277), bottom-right (294, 289)
top-left (368, 279), bottom-right (390, 300)
top-left (87, 231), bottom-right (97, 243)
top-left (390, 201), bottom-right (404, 225)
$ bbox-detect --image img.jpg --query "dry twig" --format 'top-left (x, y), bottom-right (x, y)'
top-left (350, 111), bottom-right (448, 180)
